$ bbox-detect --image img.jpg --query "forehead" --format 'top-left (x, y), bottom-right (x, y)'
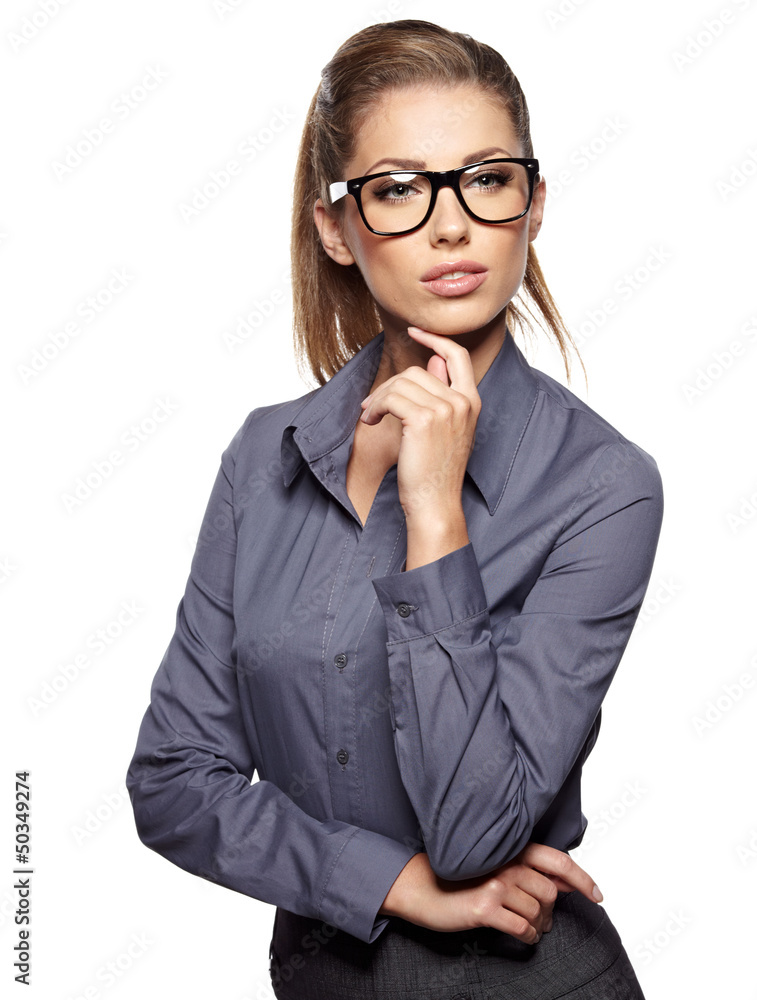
top-left (349, 83), bottom-right (520, 174)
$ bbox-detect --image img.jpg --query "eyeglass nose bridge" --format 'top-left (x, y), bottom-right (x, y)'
top-left (421, 169), bottom-right (473, 226)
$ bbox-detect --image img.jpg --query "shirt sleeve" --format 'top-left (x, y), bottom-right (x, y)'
top-left (370, 440), bottom-right (664, 881)
top-left (125, 416), bottom-right (417, 944)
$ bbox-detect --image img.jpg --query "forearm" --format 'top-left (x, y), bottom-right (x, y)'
top-left (127, 732), bottom-right (417, 943)
top-left (377, 842), bottom-right (602, 942)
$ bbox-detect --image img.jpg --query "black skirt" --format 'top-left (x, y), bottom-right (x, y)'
top-left (268, 889), bottom-right (646, 999)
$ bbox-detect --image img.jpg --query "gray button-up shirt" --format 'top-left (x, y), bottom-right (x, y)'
top-left (126, 328), bottom-right (664, 944)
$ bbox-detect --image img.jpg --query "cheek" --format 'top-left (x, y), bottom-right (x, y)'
top-left (351, 239), bottom-right (415, 291)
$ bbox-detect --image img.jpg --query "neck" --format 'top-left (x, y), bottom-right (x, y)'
top-left (373, 316), bottom-right (508, 389)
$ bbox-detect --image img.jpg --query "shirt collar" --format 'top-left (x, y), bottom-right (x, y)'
top-left (281, 327), bottom-right (540, 516)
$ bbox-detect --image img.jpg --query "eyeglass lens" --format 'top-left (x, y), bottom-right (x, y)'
top-left (360, 162), bottom-right (531, 233)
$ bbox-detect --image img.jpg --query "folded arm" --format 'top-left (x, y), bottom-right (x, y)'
top-left (371, 440), bottom-right (664, 880)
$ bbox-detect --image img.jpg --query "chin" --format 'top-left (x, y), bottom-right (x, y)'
top-left (420, 306), bottom-right (506, 337)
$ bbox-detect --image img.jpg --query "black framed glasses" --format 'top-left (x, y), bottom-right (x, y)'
top-left (328, 158), bottom-right (540, 236)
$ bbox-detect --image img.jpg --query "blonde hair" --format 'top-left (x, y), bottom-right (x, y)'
top-left (291, 19), bottom-right (585, 387)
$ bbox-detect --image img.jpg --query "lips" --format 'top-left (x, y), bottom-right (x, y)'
top-left (420, 259), bottom-right (487, 282)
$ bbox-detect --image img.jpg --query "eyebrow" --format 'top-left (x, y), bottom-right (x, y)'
top-left (364, 147), bottom-right (514, 174)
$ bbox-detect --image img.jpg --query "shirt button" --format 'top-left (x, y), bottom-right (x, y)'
top-left (336, 748), bottom-right (349, 766)
top-left (334, 653), bottom-right (348, 669)
top-left (397, 603), bottom-right (412, 618)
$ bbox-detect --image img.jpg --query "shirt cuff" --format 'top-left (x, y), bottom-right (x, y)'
top-left (371, 542), bottom-right (488, 641)
top-left (318, 828), bottom-right (419, 944)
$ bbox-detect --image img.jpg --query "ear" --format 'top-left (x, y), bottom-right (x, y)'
top-left (314, 198), bottom-right (356, 266)
top-left (528, 175), bottom-right (546, 242)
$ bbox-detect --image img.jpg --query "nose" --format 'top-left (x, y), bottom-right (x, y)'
top-left (427, 184), bottom-right (470, 245)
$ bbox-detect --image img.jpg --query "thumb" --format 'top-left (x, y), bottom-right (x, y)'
top-left (427, 353), bottom-right (448, 384)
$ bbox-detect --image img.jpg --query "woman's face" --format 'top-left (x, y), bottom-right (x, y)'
top-left (315, 83), bottom-right (546, 344)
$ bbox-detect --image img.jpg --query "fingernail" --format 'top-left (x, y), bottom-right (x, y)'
top-left (544, 919), bottom-right (553, 932)
top-left (592, 885), bottom-right (603, 902)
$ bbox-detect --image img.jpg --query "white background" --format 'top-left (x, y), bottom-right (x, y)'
top-left (3, 0), bottom-right (756, 997)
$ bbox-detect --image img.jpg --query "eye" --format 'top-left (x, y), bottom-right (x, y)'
top-left (375, 182), bottom-right (415, 201)
top-left (365, 171), bottom-right (426, 205)
top-left (465, 168), bottom-right (513, 191)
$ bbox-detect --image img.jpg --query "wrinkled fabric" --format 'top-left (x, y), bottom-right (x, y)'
top-left (126, 327), bottom-right (663, 944)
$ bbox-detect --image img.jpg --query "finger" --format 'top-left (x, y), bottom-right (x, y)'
top-left (406, 326), bottom-right (479, 398)
top-left (361, 365), bottom-right (463, 408)
top-left (500, 866), bottom-right (559, 908)
top-left (361, 384), bottom-right (438, 427)
top-left (427, 354), bottom-right (448, 385)
top-left (496, 884), bottom-right (548, 931)
top-left (360, 372), bottom-right (467, 425)
top-left (517, 844), bottom-right (603, 903)
top-left (482, 899), bottom-right (542, 945)
top-left (516, 844), bottom-right (597, 898)
top-left (542, 873), bottom-right (582, 894)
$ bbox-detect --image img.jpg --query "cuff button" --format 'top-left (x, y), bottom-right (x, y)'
top-left (397, 603), bottom-right (412, 618)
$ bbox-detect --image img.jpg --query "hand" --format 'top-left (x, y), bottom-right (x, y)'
top-left (379, 843), bottom-right (602, 945)
top-left (360, 326), bottom-right (482, 525)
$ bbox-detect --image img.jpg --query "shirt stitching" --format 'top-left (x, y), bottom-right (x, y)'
top-left (494, 382), bottom-right (539, 511)
top-left (351, 596), bottom-right (379, 829)
top-left (320, 527), bottom-right (351, 816)
top-left (317, 826), bottom-right (360, 923)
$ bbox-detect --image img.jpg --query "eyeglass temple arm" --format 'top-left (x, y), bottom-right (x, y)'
top-left (328, 182), bottom-right (348, 204)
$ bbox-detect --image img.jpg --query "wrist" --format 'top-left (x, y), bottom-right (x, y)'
top-left (405, 505), bottom-right (469, 571)
top-left (378, 851), bottom-right (429, 919)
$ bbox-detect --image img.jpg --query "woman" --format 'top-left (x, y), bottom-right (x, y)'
top-left (127, 19), bottom-right (663, 999)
